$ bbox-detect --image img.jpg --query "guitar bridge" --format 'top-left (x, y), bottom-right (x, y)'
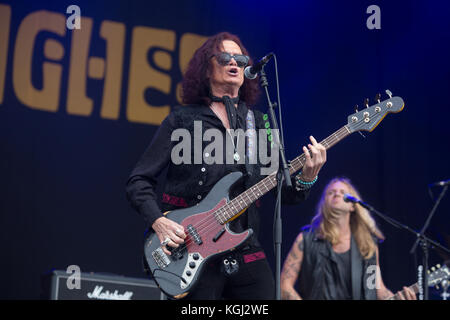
top-left (152, 247), bottom-right (171, 268)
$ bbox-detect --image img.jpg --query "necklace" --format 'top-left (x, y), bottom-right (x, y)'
top-left (209, 104), bottom-right (241, 162)
top-left (227, 129), bottom-right (241, 162)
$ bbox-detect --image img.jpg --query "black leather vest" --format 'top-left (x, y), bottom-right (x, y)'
top-left (298, 227), bottom-right (378, 300)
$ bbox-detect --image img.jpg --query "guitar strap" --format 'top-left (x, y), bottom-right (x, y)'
top-left (221, 109), bottom-right (258, 276)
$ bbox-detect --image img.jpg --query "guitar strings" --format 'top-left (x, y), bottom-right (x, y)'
top-left (177, 168), bottom-right (283, 249)
top-left (177, 161), bottom-right (304, 250)
top-left (177, 126), bottom-right (351, 250)
top-left (178, 140), bottom-right (346, 250)
top-left (176, 123), bottom-right (364, 250)
top-left (179, 156), bottom-right (299, 249)
top-left (180, 125), bottom-right (348, 242)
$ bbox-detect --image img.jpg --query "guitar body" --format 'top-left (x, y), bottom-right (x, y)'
top-left (143, 172), bottom-right (253, 299)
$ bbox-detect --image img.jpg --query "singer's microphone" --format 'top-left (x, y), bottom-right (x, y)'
top-left (343, 194), bottom-right (360, 203)
top-left (244, 52), bottom-right (274, 79)
top-left (429, 179), bottom-right (450, 187)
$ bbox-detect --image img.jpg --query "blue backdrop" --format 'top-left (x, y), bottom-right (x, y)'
top-left (0, 0), bottom-right (449, 299)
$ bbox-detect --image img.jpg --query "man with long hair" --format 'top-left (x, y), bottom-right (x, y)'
top-left (126, 32), bottom-right (327, 299)
top-left (281, 177), bottom-right (416, 300)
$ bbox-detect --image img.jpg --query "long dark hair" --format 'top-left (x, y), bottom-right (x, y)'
top-left (181, 32), bottom-right (260, 107)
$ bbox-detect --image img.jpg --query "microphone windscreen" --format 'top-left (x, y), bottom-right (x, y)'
top-left (244, 66), bottom-right (257, 79)
top-left (343, 193), bottom-right (358, 203)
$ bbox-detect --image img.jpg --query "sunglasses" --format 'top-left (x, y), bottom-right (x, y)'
top-left (214, 52), bottom-right (249, 68)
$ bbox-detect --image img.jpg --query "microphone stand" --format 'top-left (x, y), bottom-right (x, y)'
top-left (353, 198), bottom-right (450, 300)
top-left (259, 66), bottom-right (291, 300)
top-left (409, 185), bottom-right (449, 300)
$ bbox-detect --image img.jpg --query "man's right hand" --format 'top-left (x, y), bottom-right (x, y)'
top-left (152, 216), bottom-right (186, 255)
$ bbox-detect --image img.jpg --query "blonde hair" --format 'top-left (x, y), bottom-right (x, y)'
top-left (311, 177), bottom-right (385, 259)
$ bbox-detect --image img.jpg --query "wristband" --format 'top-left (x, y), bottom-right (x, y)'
top-left (295, 172), bottom-right (318, 190)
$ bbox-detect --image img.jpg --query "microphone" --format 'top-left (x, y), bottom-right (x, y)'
top-left (429, 179), bottom-right (450, 187)
top-left (244, 52), bottom-right (274, 79)
top-left (343, 193), bottom-right (360, 203)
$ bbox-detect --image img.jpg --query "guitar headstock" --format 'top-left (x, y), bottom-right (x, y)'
top-left (347, 90), bottom-right (405, 133)
top-left (428, 264), bottom-right (450, 288)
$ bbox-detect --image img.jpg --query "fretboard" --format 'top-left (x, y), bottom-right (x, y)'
top-left (215, 125), bottom-right (352, 224)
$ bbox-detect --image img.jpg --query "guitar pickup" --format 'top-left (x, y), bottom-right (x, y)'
top-left (187, 224), bottom-right (203, 245)
top-left (213, 227), bottom-right (225, 242)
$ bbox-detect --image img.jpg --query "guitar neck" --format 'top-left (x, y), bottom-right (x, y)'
top-left (385, 283), bottom-right (419, 300)
top-left (216, 125), bottom-right (352, 224)
top-left (287, 125), bottom-right (352, 174)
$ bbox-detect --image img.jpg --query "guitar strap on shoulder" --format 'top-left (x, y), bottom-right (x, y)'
top-left (243, 109), bottom-right (262, 243)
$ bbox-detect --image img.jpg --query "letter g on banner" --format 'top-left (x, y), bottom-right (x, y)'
top-left (66, 265), bottom-right (81, 290)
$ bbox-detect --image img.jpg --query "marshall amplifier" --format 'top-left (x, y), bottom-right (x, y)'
top-left (41, 270), bottom-right (165, 300)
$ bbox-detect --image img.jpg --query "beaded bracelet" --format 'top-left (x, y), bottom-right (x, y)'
top-left (295, 172), bottom-right (318, 190)
top-left (297, 175), bottom-right (318, 185)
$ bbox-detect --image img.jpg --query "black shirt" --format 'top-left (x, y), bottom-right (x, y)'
top-left (333, 249), bottom-right (352, 300)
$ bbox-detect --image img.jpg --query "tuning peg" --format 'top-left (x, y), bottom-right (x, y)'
top-left (385, 89), bottom-right (393, 98)
top-left (364, 98), bottom-right (369, 108)
top-left (375, 93), bottom-right (381, 103)
top-left (354, 104), bottom-right (359, 113)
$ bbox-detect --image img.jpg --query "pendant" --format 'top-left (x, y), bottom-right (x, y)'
top-left (233, 153), bottom-right (240, 161)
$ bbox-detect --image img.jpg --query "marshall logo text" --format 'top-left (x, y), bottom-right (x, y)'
top-left (87, 285), bottom-right (134, 300)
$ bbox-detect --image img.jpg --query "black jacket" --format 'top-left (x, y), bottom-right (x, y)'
top-left (126, 103), bottom-right (309, 244)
